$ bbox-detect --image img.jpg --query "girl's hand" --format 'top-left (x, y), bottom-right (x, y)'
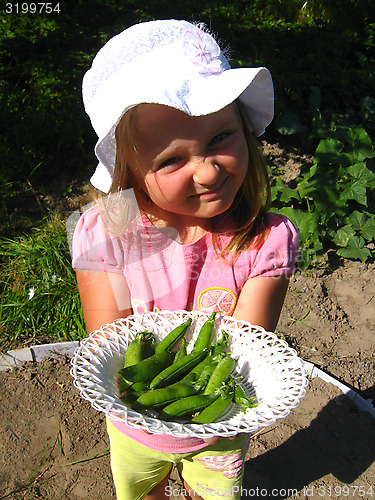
top-left (203, 436), bottom-right (221, 445)
top-left (203, 435), bottom-right (237, 445)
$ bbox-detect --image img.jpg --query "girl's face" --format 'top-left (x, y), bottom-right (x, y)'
top-left (128, 103), bottom-right (249, 229)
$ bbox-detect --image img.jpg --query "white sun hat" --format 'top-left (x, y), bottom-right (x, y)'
top-left (82, 19), bottom-right (274, 193)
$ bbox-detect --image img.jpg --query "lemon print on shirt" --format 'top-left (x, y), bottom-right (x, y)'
top-left (197, 287), bottom-right (237, 315)
top-left (131, 298), bottom-right (147, 315)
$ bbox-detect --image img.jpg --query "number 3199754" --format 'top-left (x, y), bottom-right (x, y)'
top-left (5, 3), bottom-right (61, 13)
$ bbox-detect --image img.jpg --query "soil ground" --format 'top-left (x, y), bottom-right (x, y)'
top-left (0, 141), bottom-right (374, 499)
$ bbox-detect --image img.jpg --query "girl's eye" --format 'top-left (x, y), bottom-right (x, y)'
top-left (209, 132), bottom-right (230, 147)
top-left (162, 157), bottom-right (179, 167)
top-left (158, 156), bottom-right (183, 171)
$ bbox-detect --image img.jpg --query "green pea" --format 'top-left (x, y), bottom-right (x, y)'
top-left (123, 332), bottom-right (144, 368)
top-left (150, 350), bottom-right (207, 389)
top-left (141, 331), bottom-right (156, 359)
top-left (136, 380), bottom-right (198, 408)
top-left (119, 350), bottom-right (174, 384)
top-left (158, 393), bottom-right (219, 421)
top-left (155, 318), bottom-right (192, 353)
top-left (183, 354), bottom-right (217, 383)
top-left (173, 338), bottom-right (187, 363)
top-left (203, 355), bottom-right (236, 395)
top-left (191, 391), bottom-right (233, 424)
top-left (192, 312), bottom-right (217, 352)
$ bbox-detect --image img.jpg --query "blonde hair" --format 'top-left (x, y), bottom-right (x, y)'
top-left (97, 102), bottom-right (271, 256)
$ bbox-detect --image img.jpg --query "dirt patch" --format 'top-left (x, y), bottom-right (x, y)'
top-left (0, 357), bottom-right (114, 500)
top-left (278, 256), bottom-right (375, 398)
top-left (261, 139), bottom-right (313, 183)
top-left (244, 377), bottom-right (375, 499)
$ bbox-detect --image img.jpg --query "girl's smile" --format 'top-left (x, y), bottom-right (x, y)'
top-left (128, 103), bottom-right (249, 233)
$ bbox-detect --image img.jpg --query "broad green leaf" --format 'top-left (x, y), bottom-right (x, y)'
top-left (346, 128), bottom-right (375, 162)
top-left (333, 225), bottom-right (355, 246)
top-left (297, 163), bottom-right (318, 198)
top-left (314, 185), bottom-right (345, 214)
top-left (305, 167), bottom-right (347, 213)
top-left (271, 178), bottom-right (301, 204)
top-left (296, 177), bottom-right (313, 199)
top-left (274, 207), bottom-right (322, 253)
top-left (279, 186), bottom-right (301, 203)
top-left (298, 168), bottom-right (348, 215)
top-left (275, 112), bottom-right (308, 135)
top-left (340, 180), bottom-right (368, 206)
top-left (346, 210), bottom-right (366, 231)
top-left (361, 217), bottom-right (375, 241)
top-left (347, 162), bottom-right (375, 187)
top-left (270, 186), bottom-right (279, 203)
top-left (333, 124), bottom-right (351, 141)
top-left (337, 236), bottom-right (371, 262)
top-left (314, 139), bottom-right (343, 165)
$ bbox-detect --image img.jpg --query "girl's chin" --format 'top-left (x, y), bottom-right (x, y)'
top-left (192, 199), bottom-right (234, 218)
top-left (149, 197), bottom-right (234, 225)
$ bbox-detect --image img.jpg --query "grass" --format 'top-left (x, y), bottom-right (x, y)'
top-left (0, 212), bottom-right (86, 351)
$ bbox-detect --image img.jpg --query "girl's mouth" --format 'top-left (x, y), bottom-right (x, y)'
top-left (192, 177), bottom-right (228, 199)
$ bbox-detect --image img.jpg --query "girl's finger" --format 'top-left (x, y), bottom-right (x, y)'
top-left (203, 436), bottom-right (221, 445)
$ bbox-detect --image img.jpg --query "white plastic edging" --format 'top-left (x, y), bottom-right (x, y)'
top-left (0, 341), bottom-right (79, 371)
top-left (303, 360), bottom-right (375, 419)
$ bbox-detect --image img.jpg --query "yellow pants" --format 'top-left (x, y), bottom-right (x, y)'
top-left (107, 418), bottom-right (249, 500)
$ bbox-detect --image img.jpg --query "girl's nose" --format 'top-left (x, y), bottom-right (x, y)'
top-left (192, 157), bottom-right (220, 186)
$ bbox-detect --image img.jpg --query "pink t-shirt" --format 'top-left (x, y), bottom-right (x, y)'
top-left (72, 203), bottom-right (298, 452)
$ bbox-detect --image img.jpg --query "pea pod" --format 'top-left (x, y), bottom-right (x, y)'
top-left (123, 332), bottom-right (145, 368)
top-left (120, 380), bottom-right (150, 403)
top-left (203, 355), bottom-right (236, 395)
top-left (192, 312), bottom-right (217, 352)
top-left (155, 318), bottom-right (192, 353)
top-left (131, 379), bottom-right (152, 394)
top-left (158, 393), bottom-right (219, 421)
top-left (150, 350), bottom-right (207, 389)
top-left (191, 386), bottom-right (234, 424)
top-left (182, 350), bottom-right (220, 383)
top-left (194, 361), bottom-right (218, 391)
top-left (136, 380), bottom-right (198, 408)
top-left (141, 331), bottom-right (156, 359)
top-left (173, 338), bottom-right (187, 364)
top-left (119, 350), bottom-right (174, 384)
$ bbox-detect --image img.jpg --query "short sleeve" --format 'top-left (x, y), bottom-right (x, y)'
top-left (249, 213), bottom-right (299, 279)
top-left (71, 204), bottom-right (124, 274)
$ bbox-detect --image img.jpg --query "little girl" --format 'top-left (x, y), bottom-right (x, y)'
top-left (72, 19), bottom-right (298, 500)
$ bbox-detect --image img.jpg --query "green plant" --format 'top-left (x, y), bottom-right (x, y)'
top-left (273, 91), bottom-right (375, 270)
top-left (0, 212), bottom-right (86, 350)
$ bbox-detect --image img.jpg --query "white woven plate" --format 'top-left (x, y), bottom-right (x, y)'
top-left (70, 310), bottom-right (308, 438)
